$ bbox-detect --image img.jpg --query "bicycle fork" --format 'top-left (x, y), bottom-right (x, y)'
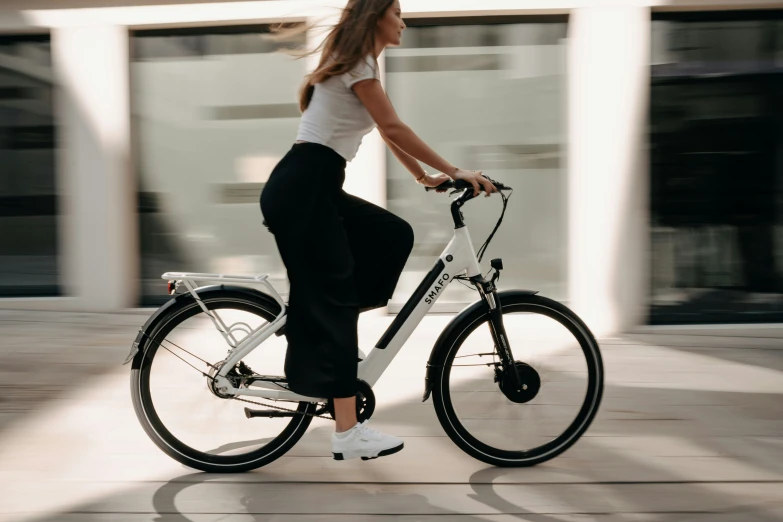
top-left (476, 263), bottom-right (523, 393)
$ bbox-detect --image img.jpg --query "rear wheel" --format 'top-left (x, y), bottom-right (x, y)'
top-left (130, 289), bottom-right (315, 473)
top-left (432, 292), bottom-right (603, 467)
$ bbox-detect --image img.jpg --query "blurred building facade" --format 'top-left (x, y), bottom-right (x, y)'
top-left (0, 0), bottom-right (782, 335)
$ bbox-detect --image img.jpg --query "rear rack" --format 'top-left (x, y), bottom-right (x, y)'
top-left (161, 271), bottom-right (287, 348)
top-left (162, 272), bottom-right (271, 284)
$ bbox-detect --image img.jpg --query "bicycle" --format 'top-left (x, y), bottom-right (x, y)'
top-left (125, 177), bottom-right (604, 472)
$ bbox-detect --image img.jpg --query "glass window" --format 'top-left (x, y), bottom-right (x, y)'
top-left (650, 11), bottom-right (783, 323)
top-left (0, 35), bottom-right (59, 297)
top-left (131, 25), bottom-right (306, 305)
top-left (385, 18), bottom-right (568, 310)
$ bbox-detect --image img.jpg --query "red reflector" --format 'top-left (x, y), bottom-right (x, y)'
top-left (167, 281), bottom-right (175, 295)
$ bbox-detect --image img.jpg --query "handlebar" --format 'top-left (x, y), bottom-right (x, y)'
top-left (424, 177), bottom-right (511, 193)
top-left (423, 175), bottom-right (512, 259)
top-left (422, 175), bottom-right (512, 231)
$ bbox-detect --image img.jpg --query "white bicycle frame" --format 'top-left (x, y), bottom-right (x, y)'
top-left (162, 225), bottom-right (482, 404)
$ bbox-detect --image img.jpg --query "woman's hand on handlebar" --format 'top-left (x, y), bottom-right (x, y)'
top-left (416, 172), bottom-right (451, 192)
top-left (452, 168), bottom-right (497, 197)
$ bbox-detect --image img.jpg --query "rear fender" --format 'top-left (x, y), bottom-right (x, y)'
top-left (125, 285), bottom-right (283, 370)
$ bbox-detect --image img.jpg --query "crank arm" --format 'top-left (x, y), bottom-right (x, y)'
top-left (244, 407), bottom-right (300, 418)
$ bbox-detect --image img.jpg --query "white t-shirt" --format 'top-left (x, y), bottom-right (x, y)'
top-left (296, 55), bottom-right (380, 162)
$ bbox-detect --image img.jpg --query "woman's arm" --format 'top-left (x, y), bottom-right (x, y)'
top-left (353, 79), bottom-right (496, 195)
top-left (354, 79), bottom-right (456, 175)
top-left (380, 129), bottom-right (451, 189)
top-left (379, 128), bottom-right (426, 180)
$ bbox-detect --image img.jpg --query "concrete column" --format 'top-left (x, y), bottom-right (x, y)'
top-left (52, 25), bottom-right (136, 311)
top-left (567, 6), bottom-right (651, 336)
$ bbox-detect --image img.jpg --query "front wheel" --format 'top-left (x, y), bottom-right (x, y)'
top-left (432, 292), bottom-right (603, 467)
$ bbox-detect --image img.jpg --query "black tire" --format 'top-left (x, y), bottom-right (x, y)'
top-left (432, 293), bottom-right (603, 467)
top-left (130, 289), bottom-right (314, 473)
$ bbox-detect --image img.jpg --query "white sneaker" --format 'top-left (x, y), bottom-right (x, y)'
top-left (331, 421), bottom-right (404, 461)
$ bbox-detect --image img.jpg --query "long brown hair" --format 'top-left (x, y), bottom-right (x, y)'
top-left (298, 0), bottom-right (394, 112)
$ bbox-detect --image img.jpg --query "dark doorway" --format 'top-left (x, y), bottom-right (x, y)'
top-left (650, 11), bottom-right (783, 323)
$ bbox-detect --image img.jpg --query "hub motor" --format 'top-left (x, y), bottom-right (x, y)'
top-left (498, 361), bottom-right (541, 404)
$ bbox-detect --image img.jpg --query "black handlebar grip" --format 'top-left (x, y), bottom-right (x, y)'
top-left (424, 179), bottom-right (511, 192)
top-left (424, 181), bottom-right (454, 192)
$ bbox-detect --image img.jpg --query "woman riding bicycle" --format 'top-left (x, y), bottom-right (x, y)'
top-left (260, 0), bottom-right (497, 461)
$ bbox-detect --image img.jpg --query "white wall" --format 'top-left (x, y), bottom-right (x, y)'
top-left (385, 38), bottom-right (568, 306)
top-left (132, 51), bottom-right (305, 281)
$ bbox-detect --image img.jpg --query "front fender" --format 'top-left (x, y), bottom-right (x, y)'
top-left (124, 284), bottom-right (282, 370)
top-left (421, 289), bottom-right (538, 402)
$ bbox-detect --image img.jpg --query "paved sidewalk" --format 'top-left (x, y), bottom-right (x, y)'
top-left (0, 309), bottom-right (782, 521)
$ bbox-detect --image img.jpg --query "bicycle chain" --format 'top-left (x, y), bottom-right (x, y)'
top-left (229, 391), bottom-right (334, 420)
top-left (223, 368), bottom-right (334, 420)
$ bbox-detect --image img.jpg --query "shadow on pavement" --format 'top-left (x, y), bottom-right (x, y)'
top-left (10, 376), bottom-right (783, 522)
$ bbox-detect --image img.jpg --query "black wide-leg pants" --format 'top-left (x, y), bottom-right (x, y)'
top-left (260, 143), bottom-right (414, 398)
